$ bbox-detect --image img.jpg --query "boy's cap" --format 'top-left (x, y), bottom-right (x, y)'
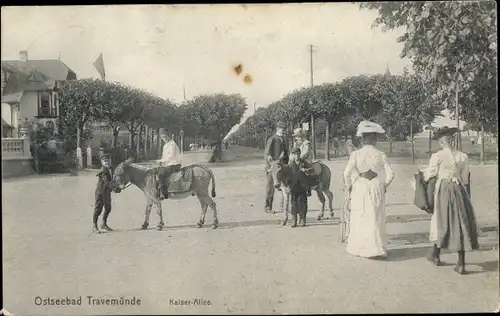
top-left (99, 153), bottom-right (111, 160)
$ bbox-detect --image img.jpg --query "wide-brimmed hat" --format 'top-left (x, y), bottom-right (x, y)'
top-left (292, 128), bottom-right (305, 137)
top-left (276, 121), bottom-right (286, 129)
top-left (356, 120), bottom-right (385, 137)
top-left (432, 126), bottom-right (459, 140)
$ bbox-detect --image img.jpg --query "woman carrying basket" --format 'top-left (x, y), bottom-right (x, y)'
top-left (343, 121), bottom-right (394, 258)
top-left (422, 126), bottom-right (479, 275)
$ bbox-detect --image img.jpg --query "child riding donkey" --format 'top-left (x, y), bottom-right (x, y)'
top-left (292, 128), bottom-right (319, 194)
top-left (156, 128), bottom-right (182, 200)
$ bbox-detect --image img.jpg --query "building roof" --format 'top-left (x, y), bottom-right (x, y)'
top-left (1, 69), bottom-right (55, 96)
top-left (1, 91), bottom-right (24, 103)
top-left (25, 60), bottom-right (77, 80)
top-left (1, 59), bottom-right (77, 81)
top-left (1, 60), bottom-right (63, 97)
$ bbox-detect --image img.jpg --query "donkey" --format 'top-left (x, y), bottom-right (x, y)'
top-left (269, 159), bottom-right (334, 225)
top-left (112, 158), bottom-right (219, 230)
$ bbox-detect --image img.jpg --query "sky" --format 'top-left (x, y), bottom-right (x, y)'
top-left (2, 4), bottom-right (410, 122)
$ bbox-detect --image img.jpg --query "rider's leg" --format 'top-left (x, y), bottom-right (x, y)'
top-left (162, 165), bottom-right (181, 199)
top-left (157, 168), bottom-right (166, 200)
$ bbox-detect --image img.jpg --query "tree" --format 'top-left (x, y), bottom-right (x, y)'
top-left (58, 79), bottom-right (103, 150)
top-left (361, 1), bottom-right (497, 153)
top-left (181, 93), bottom-right (247, 161)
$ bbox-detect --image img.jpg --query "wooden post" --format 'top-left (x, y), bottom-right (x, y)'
top-left (76, 126), bottom-right (83, 169)
top-left (388, 126), bottom-right (393, 154)
top-left (180, 129), bottom-right (184, 159)
top-left (311, 114), bottom-right (316, 159)
top-left (86, 146), bottom-right (92, 168)
top-left (136, 125), bottom-right (142, 156)
top-left (410, 121), bottom-right (415, 164)
top-left (325, 120), bottom-right (330, 161)
top-left (428, 124), bottom-right (432, 159)
top-left (157, 128), bottom-right (161, 158)
top-left (455, 69), bottom-right (462, 151)
top-left (480, 123), bottom-right (485, 164)
top-left (144, 125), bottom-right (148, 157)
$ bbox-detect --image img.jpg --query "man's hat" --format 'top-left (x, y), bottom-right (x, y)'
top-left (99, 152), bottom-right (111, 160)
top-left (159, 128), bottom-right (168, 136)
top-left (276, 121), bottom-right (286, 129)
top-left (292, 128), bottom-right (304, 137)
top-left (432, 126), bottom-right (459, 140)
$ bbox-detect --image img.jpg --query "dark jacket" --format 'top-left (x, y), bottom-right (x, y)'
top-left (265, 134), bottom-right (289, 168)
top-left (413, 171), bottom-right (437, 214)
top-left (95, 166), bottom-right (114, 195)
top-left (289, 162), bottom-right (308, 195)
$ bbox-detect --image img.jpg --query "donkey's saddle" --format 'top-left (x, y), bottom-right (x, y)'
top-left (166, 167), bottom-right (194, 193)
top-left (302, 161), bottom-right (322, 176)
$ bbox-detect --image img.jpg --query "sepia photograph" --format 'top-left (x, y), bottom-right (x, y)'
top-left (1, 2), bottom-right (498, 315)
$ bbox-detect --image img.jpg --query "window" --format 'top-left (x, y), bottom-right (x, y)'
top-left (37, 90), bottom-right (57, 118)
top-left (52, 92), bottom-right (58, 116)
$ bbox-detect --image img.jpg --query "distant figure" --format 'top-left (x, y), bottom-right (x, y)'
top-left (189, 143), bottom-right (195, 151)
top-left (346, 137), bottom-right (354, 155)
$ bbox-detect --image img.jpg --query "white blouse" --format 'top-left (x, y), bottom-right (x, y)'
top-left (343, 145), bottom-right (394, 187)
top-left (159, 140), bottom-right (181, 166)
top-left (423, 148), bottom-right (469, 184)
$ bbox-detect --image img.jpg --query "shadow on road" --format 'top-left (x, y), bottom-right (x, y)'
top-left (475, 261), bottom-right (499, 273)
top-left (386, 230), bottom-right (498, 267)
top-left (386, 214), bottom-right (432, 224)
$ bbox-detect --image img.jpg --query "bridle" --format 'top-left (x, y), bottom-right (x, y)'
top-left (115, 163), bottom-right (133, 191)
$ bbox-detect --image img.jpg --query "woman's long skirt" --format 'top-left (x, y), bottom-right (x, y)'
top-left (346, 177), bottom-right (387, 258)
top-left (429, 179), bottom-right (480, 251)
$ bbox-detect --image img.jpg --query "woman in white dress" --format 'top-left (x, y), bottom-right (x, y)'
top-left (343, 121), bottom-right (395, 258)
top-left (423, 126), bottom-right (479, 275)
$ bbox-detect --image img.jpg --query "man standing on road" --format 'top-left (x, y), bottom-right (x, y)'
top-left (264, 121), bottom-right (289, 213)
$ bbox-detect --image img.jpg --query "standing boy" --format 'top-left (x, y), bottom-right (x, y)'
top-left (93, 153), bottom-right (120, 234)
top-left (289, 147), bottom-right (309, 227)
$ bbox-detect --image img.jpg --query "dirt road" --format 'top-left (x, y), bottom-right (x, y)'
top-left (2, 157), bottom-right (498, 315)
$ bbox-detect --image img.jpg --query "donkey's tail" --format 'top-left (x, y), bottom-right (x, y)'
top-left (191, 164), bottom-right (216, 197)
